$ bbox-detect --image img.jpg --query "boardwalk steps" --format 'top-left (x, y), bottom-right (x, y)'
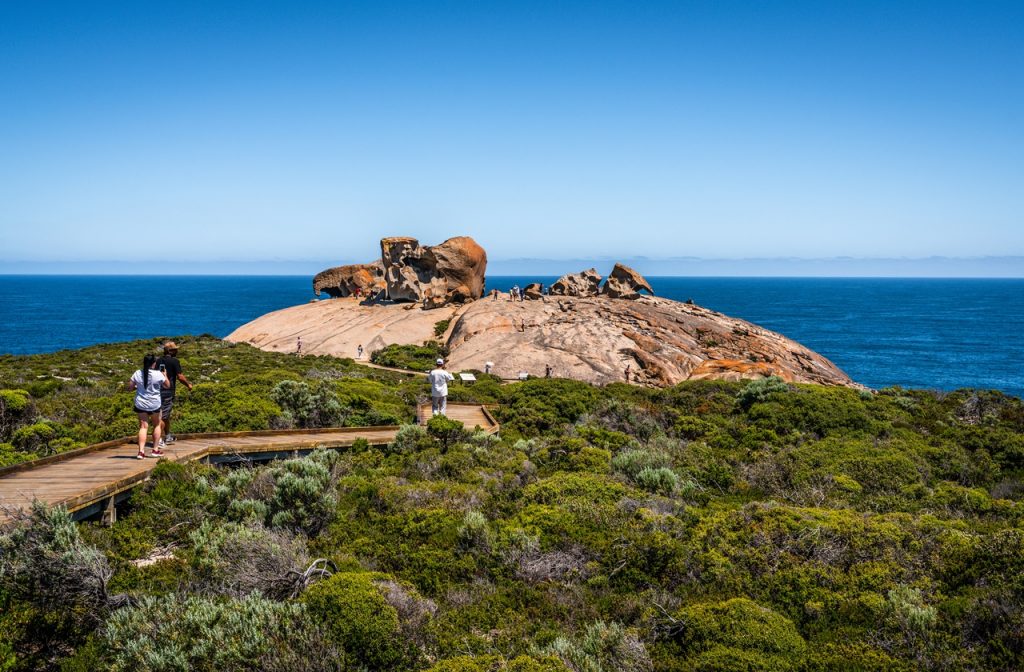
top-left (0, 403), bottom-right (497, 526)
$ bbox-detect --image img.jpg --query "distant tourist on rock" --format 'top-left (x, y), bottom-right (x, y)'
top-left (428, 358), bottom-right (455, 416)
top-left (357, 344), bottom-right (364, 359)
top-left (128, 353), bottom-right (169, 459)
top-left (624, 364), bottom-right (631, 382)
top-left (545, 364), bottom-right (553, 378)
top-left (157, 341), bottom-right (193, 448)
top-left (296, 336), bottom-right (302, 355)
top-left (484, 361), bottom-right (493, 375)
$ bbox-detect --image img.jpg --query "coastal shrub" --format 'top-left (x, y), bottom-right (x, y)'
top-left (101, 593), bottom-right (318, 672)
top-left (0, 443), bottom-right (18, 467)
top-left (0, 389), bottom-right (32, 441)
top-left (541, 621), bottom-right (652, 672)
top-left (11, 422), bottom-right (57, 453)
top-left (634, 466), bottom-right (678, 495)
top-left (496, 379), bottom-right (599, 437)
top-left (588, 399), bottom-right (666, 443)
top-left (302, 571), bottom-right (417, 670)
top-left (371, 343), bottom-right (445, 371)
top-left (427, 414), bottom-right (467, 450)
top-left (736, 376), bottom-right (790, 409)
top-left (264, 451), bottom-right (342, 534)
top-left (389, 423), bottom-right (431, 454)
top-left (270, 379), bottom-right (343, 428)
top-left (434, 319), bottom-right (451, 338)
top-left (428, 655), bottom-right (569, 671)
top-left (457, 510), bottom-right (493, 552)
top-left (611, 448), bottom-right (672, 481)
top-left (0, 503), bottom-right (132, 664)
top-left (671, 598), bottom-right (806, 671)
top-left (188, 521), bottom-right (311, 599)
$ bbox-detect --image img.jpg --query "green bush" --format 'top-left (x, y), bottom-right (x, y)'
top-left (634, 466), bottom-right (678, 495)
top-left (611, 448), bottom-right (672, 481)
top-left (11, 422), bottom-right (56, 453)
top-left (0, 389), bottom-right (32, 441)
top-left (427, 414), bottom-right (467, 450)
top-left (101, 593), bottom-right (320, 672)
top-left (371, 343), bottom-right (445, 371)
top-left (673, 598), bottom-right (806, 671)
top-left (389, 423), bottom-right (430, 454)
top-left (302, 571), bottom-right (416, 670)
top-left (541, 621), bottom-right (652, 672)
top-left (736, 376), bottom-right (790, 409)
top-left (270, 379), bottom-right (343, 428)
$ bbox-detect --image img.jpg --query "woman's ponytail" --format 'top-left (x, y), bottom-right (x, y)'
top-left (142, 353), bottom-right (156, 387)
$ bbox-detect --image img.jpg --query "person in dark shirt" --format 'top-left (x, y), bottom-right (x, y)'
top-left (157, 340), bottom-right (193, 447)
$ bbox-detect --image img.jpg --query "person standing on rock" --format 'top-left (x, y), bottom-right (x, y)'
top-left (624, 364), bottom-right (631, 382)
top-left (428, 358), bottom-right (455, 417)
top-left (296, 336), bottom-right (302, 355)
top-left (157, 341), bottom-right (193, 448)
top-left (357, 344), bottom-right (364, 359)
top-left (545, 364), bottom-right (553, 378)
top-left (128, 353), bottom-right (169, 459)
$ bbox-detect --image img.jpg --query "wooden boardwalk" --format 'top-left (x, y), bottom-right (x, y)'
top-left (0, 403), bottom-right (497, 526)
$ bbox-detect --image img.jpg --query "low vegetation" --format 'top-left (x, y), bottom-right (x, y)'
top-left (2, 338), bottom-right (1024, 670)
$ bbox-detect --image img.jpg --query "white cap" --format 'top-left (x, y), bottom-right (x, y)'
top-left (436, 358), bottom-right (444, 365)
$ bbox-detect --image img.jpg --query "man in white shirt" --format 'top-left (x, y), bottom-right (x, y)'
top-left (428, 358), bottom-right (455, 416)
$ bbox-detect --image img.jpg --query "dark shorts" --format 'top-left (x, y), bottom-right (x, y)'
top-left (134, 405), bottom-right (160, 415)
top-left (160, 395), bottom-right (175, 420)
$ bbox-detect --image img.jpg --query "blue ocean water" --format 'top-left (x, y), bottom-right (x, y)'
top-left (1, 275), bottom-right (1022, 397)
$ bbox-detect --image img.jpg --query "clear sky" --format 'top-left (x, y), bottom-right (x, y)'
top-left (1, 0), bottom-right (1022, 273)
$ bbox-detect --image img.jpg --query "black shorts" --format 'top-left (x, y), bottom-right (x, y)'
top-left (134, 405), bottom-right (160, 415)
top-left (160, 396), bottom-right (175, 420)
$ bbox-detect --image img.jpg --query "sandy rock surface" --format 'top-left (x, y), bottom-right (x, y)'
top-left (227, 294), bottom-right (857, 388)
top-left (225, 298), bottom-right (462, 361)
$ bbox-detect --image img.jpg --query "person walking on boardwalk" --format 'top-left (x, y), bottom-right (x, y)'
top-left (128, 353), bottom-right (169, 459)
top-left (428, 358), bottom-right (455, 416)
top-left (157, 341), bottom-right (193, 448)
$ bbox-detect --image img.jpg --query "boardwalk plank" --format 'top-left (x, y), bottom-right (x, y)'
top-left (0, 403), bottom-right (497, 525)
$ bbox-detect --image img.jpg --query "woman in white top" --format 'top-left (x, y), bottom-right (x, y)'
top-left (128, 353), bottom-right (170, 459)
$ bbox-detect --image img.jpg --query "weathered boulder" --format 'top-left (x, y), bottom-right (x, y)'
top-left (430, 236), bottom-right (488, 302)
top-left (380, 236), bottom-right (487, 307)
top-left (313, 261), bottom-right (386, 298)
top-left (523, 283), bottom-right (544, 300)
top-left (602, 263), bottom-right (654, 299)
top-left (549, 268), bottom-right (602, 297)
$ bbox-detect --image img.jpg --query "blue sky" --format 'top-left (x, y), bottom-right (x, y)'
top-left (1, 1), bottom-right (1022, 274)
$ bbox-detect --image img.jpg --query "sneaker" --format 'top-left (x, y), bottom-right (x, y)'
top-left (136, 452), bottom-right (147, 460)
top-left (165, 435), bottom-right (177, 443)
top-left (151, 449), bottom-right (165, 457)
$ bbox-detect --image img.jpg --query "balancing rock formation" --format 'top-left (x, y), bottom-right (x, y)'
top-left (602, 263), bottom-right (655, 299)
top-left (549, 268), bottom-right (603, 297)
top-left (312, 236), bottom-right (487, 307)
top-left (233, 237), bottom-right (860, 389)
top-left (313, 261), bottom-right (386, 298)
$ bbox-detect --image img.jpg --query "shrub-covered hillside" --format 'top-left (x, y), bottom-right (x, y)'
top-left (2, 339), bottom-right (1023, 671)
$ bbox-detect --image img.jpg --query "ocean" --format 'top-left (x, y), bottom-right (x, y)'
top-left (1, 275), bottom-right (1022, 397)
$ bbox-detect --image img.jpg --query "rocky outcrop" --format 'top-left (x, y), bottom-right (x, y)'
top-left (230, 292), bottom-right (860, 389)
top-left (243, 251), bottom-right (861, 388)
top-left (523, 283), bottom-right (544, 300)
top-left (313, 261), bottom-right (386, 298)
top-left (602, 263), bottom-right (654, 300)
top-left (549, 268), bottom-right (602, 297)
top-left (444, 295), bottom-right (858, 388)
top-left (380, 236), bottom-right (487, 307)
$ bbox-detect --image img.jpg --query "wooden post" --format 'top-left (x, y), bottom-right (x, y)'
top-left (101, 496), bottom-right (116, 526)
